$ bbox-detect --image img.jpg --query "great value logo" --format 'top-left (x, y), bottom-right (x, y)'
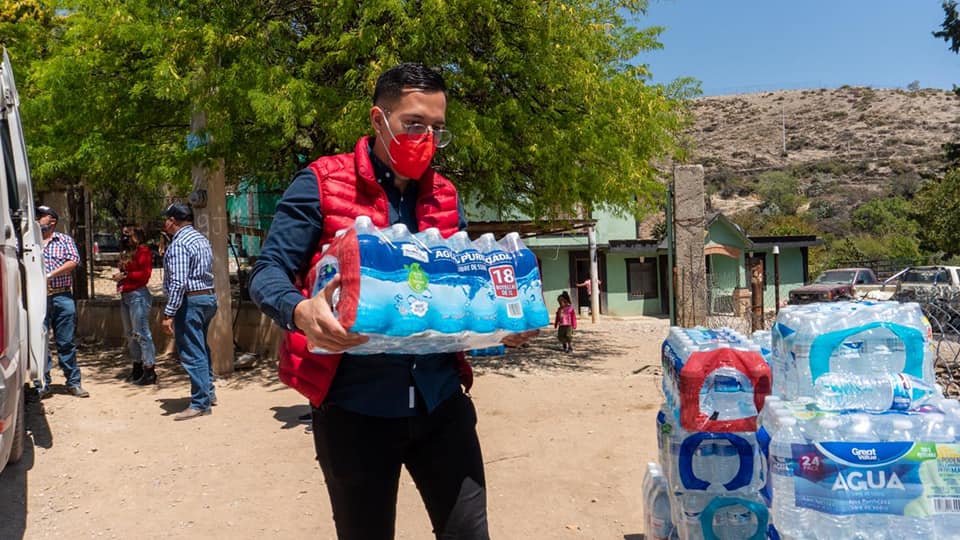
top-left (817, 441), bottom-right (915, 467)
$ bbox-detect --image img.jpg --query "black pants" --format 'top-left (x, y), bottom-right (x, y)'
top-left (311, 392), bottom-right (489, 540)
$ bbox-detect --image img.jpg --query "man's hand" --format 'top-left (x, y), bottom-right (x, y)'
top-left (293, 275), bottom-right (369, 353)
top-left (111, 271), bottom-right (126, 282)
top-left (162, 316), bottom-right (174, 335)
top-left (501, 329), bottom-right (539, 348)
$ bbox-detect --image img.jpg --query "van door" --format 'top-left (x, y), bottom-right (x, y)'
top-left (2, 49), bottom-right (46, 382)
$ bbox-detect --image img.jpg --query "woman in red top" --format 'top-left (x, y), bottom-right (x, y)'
top-left (112, 226), bottom-right (157, 385)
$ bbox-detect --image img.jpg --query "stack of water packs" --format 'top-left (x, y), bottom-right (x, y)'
top-left (309, 216), bottom-right (550, 354)
top-left (760, 301), bottom-right (960, 539)
top-left (645, 327), bottom-right (772, 540)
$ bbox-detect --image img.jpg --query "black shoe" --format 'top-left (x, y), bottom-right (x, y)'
top-left (67, 385), bottom-right (90, 398)
top-left (133, 367), bottom-right (157, 386)
top-left (127, 362), bottom-right (143, 382)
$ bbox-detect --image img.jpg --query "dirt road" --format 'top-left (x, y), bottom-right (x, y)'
top-left (0, 316), bottom-right (668, 539)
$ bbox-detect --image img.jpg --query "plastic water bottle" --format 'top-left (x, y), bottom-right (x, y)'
top-left (449, 231), bottom-right (498, 334)
top-left (813, 372), bottom-right (937, 412)
top-left (770, 417), bottom-right (808, 539)
top-left (500, 232), bottom-right (551, 330)
top-left (474, 233), bottom-right (526, 332)
top-left (381, 223), bottom-right (431, 336)
top-left (417, 227), bottom-right (467, 334)
top-left (348, 216), bottom-right (394, 334)
top-left (699, 367), bottom-right (757, 421)
top-left (643, 463), bottom-right (675, 540)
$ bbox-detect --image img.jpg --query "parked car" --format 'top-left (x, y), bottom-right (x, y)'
top-left (788, 267), bottom-right (881, 305)
top-left (0, 50), bottom-right (47, 473)
top-left (894, 265), bottom-right (960, 301)
top-left (93, 232), bottom-right (121, 265)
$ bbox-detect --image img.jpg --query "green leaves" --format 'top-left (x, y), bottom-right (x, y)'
top-left (15, 0), bottom-right (694, 220)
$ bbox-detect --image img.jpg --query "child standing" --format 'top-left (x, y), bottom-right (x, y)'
top-left (555, 293), bottom-right (577, 353)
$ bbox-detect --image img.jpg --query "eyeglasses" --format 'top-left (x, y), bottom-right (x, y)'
top-left (383, 110), bottom-right (454, 148)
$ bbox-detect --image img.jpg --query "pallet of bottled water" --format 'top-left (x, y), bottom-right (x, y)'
top-left (653, 400), bottom-right (770, 539)
top-left (662, 327), bottom-right (772, 432)
top-left (759, 397), bottom-right (960, 539)
top-left (770, 301), bottom-right (934, 400)
top-left (308, 217), bottom-right (550, 354)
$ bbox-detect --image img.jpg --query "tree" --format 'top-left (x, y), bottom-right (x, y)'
top-left (17, 0), bottom-right (696, 220)
top-left (756, 171), bottom-right (805, 215)
top-left (914, 168), bottom-right (960, 255)
top-left (850, 197), bottom-right (917, 237)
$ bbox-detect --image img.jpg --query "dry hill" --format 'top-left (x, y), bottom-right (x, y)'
top-left (686, 86), bottom-right (960, 225)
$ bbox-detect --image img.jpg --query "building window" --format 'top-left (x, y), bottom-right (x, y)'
top-left (626, 258), bottom-right (658, 300)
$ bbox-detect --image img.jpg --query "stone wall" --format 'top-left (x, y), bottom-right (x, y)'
top-left (76, 299), bottom-right (282, 361)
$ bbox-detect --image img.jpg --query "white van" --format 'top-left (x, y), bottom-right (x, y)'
top-left (0, 49), bottom-right (48, 473)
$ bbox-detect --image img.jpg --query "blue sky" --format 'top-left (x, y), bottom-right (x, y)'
top-left (636, 0), bottom-right (960, 96)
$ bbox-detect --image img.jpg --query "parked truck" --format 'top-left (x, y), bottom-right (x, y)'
top-left (0, 49), bottom-right (48, 473)
top-left (788, 267), bottom-right (886, 304)
top-left (893, 265), bottom-right (960, 301)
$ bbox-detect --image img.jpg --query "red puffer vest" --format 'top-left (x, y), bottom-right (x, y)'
top-left (278, 136), bottom-right (469, 406)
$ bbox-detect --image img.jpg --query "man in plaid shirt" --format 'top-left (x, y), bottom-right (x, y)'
top-left (36, 205), bottom-right (88, 398)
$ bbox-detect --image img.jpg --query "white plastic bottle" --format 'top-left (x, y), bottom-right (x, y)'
top-left (449, 231), bottom-right (498, 336)
top-left (771, 416), bottom-right (808, 539)
top-left (499, 232), bottom-right (551, 330)
top-left (417, 227), bottom-right (466, 334)
top-left (813, 372), bottom-right (937, 412)
top-left (473, 233), bottom-right (525, 332)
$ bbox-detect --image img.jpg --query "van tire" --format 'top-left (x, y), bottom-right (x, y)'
top-left (8, 387), bottom-right (25, 464)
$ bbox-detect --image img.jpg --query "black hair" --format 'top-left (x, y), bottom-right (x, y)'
top-left (373, 63), bottom-right (446, 106)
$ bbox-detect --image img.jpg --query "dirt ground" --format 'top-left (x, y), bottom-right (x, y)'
top-left (0, 316), bottom-right (669, 540)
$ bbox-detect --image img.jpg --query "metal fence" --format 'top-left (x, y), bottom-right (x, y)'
top-left (914, 291), bottom-right (960, 397)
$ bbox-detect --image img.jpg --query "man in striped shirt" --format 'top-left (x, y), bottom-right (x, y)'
top-left (36, 205), bottom-right (88, 398)
top-left (161, 202), bottom-right (217, 420)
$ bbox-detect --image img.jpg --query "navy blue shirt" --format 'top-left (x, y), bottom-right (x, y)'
top-left (249, 140), bottom-right (469, 418)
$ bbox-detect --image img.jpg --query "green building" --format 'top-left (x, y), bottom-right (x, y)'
top-left (471, 210), bottom-right (821, 318)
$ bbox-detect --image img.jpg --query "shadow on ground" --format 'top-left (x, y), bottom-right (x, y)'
top-left (71, 320), bottom-right (637, 394)
top-left (470, 325), bottom-right (624, 375)
top-left (71, 340), bottom-right (283, 393)
top-left (270, 404), bottom-right (312, 429)
top-left (0, 392), bottom-right (52, 540)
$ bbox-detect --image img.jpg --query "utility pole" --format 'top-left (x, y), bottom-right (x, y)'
top-left (781, 104), bottom-right (787, 157)
top-left (190, 110), bottom-right (234, 375)
top-left (588, 226), bottom-right (600, 323)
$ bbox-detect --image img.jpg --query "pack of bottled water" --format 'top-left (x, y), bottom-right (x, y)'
top-left (651, 326), bottom-right (773, 539)
top-left (770, 301), bottom-right (934, 400)
top-left (759, 398), bottom-right (960, 539)
top-left (758, 299), bottom-right (960, 539)
top-left (643, 462), bottom-right (678, 540)
top-left (657, 404), bottom-right (766, 495)
top-left (662, 327), bottom-right (772, 432)
top-left (655, 400), bottom-right (770, 539)
top-left (309, 216), bottom-right (550, 354)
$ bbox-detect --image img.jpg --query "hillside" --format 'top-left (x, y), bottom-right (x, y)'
top-left (686, 86), bottom-right (960, 234)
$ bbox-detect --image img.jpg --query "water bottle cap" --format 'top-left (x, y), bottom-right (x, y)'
top-left (354, 215), bottom-right (372, 226)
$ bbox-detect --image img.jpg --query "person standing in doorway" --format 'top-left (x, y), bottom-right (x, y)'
top-left (249, 63), bottom-right (536, 539)
top-left (36, 205), bottom-right (88, 398)
top-left (161, 202), bottom-right (217, 420)
top-left (113, 226), bottom-right (157, 385)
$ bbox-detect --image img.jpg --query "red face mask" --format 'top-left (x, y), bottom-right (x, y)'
top-left (379, 110), bottom-right (436, 179)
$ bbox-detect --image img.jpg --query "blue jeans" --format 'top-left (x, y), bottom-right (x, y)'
top-left (173, 294), bottom-right (218, 410)
top-left (121, 287), bottom-right (157, 367)
top-left (42, 292), bottom-right (81, 387)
